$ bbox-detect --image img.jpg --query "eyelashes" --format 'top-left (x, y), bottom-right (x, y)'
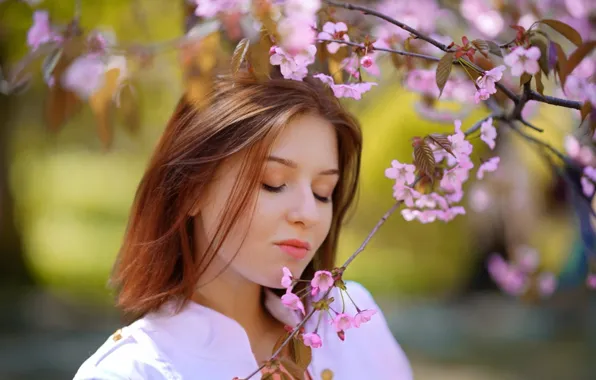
top-left (261, 184), bottom-right (331, 203)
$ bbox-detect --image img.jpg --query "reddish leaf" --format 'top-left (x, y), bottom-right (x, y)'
top-left (520, 72), bottom-right (532, 87)
top-left (290, 336), bottom-right (312, 371)
top-left (564, 40), bottom-right (596, 81)
top-left (413, 141), bottom-right (436, 177)
top-left (537, 19), bottom-right (583, 47)
top-left (534, 70), bottom-right (545, 95)
top-left (580, 101), bottom-right (593, 125)
top-left (279, 357), bottom-right (306, 380)
top-left (435, 52), bottom-right (454, 98)
top-left (529, 35), bottom-right (550, 77)
top-left (425, 134), bottom-right (455, 158)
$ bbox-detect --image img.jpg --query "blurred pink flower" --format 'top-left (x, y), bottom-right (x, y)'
top-left (581, 176), bottom-right (594, 197)
top-left (586, 274), bottom-right (596, 289)
top-left (281, 289), bottom-right (305, 315)
top-left (279, 17), bottom-right (316, 55)
top-left (313, 73), bottom-right (377, 100)
top-left (270, 45), bottom-right (316, 81)
top-left (393, 184), bottom-right (421, 207)
top-left (504, 47), bottom-right (541, 76)
top-left (385, 160), bottom-right (416, 185)
top-left (480, 117), bottom-right (497, 150)
top-left (281, 266), bottom-right (293, 289)
top-left (537, 272), bottom-right (557, 298)
top-left (27, 11), bottom-right (59, 51)
top-left (317, 22), bottom-right (349, 54)
top-left (353, 309), bottom-right (377, 328)
top-left (302, 332), bottom-right (323, 348)
top-left (61, 55), bottom-right (106, 99)
top-left (477, 157), bottom-right (500, 179)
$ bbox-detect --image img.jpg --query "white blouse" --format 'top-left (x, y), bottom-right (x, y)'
top-left (73, 281), bottom-right (413, 380)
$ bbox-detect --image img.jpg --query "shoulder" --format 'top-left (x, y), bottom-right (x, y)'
top-left (73, 325), bottom-right (177, 380)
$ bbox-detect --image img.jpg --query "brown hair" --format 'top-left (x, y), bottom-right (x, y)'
top-left (111, 73), bottom-right (362, 317)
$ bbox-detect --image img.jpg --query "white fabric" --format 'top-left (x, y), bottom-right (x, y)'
top-left (73, 281), bottom-right (413, 380)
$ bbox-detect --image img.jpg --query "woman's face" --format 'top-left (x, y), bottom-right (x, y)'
top-left (195, 112), bottom-right (339, 288)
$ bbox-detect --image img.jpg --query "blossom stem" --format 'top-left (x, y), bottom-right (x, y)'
top-left (316, 39), bottom-right (442, 61)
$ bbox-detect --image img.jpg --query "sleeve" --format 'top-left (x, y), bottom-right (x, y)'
top-left (73, 334), bottom-right (170, 380)
top-left (343, 281), bottom-right (414, 380)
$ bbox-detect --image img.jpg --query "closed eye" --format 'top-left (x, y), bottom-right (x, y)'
top-left (261, 184), bottom-right (331, 203)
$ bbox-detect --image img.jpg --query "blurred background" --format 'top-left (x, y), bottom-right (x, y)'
top-left (1, 0), bottom-right (595, 379)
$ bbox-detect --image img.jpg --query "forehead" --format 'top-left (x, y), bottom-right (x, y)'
top-left (269, 113), bottom-right (338, 167)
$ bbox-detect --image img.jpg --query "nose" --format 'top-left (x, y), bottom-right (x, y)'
top-left (286, 185), bottom-right (320, 228)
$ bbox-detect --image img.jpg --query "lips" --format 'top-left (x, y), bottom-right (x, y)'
top-left (275, 239), bottom-right (311, 260)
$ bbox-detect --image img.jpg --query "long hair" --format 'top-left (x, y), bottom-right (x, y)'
top-left (111, 72), bottom-right (362, 317)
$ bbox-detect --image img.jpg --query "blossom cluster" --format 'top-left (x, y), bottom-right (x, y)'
top-left (280, 267), bottom-right (377, 348)
top-left (385, 118), bottom-right (499, 223)
top-left (487, 246), bottom-right (557, 297)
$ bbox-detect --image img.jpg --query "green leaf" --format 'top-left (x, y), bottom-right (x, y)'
top-left (537, 19), bottom-right (583, 47)
top-left (231, 38), bottom-right (250, 75)
top-left (486, 40), bottom-right (503, 57)
top-left (564, 40), bottom-right (596, 81)
top-left (435, 52), bottom-right (454, 98)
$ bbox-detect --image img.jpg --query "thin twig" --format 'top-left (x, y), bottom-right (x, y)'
top-left (464, 113), bottom-right (501, 137)
top-left (317, 38), bottom-right (441, 61)
top-left (323, 0), bottom-right (450, 53)
top-left (500, 117), bottom-right (566, 161)
top-left (518, 118), bottom-right (544, 132)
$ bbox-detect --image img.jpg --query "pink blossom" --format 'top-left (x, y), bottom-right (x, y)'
top-left (393, 184), bottom-right (421, 207)
top-left (284, 0), bottom-right (321, 16)
top-left (281, 266), bottom-right (293, 288)
top-left (440, 167), bottom-right (467, 192)
top-left (565, 135), bottom-right (581, 157)
top-left (401, 208), bottom-right (421, 222)
top-left (281, 290), bottom-right (305, 315)
top-left (270, 45), bottom-right (316, 81)
top-left (500, 268), bottom-right (528, 296)
top-left (476, 66), bottom-right (506, 94)
top-left (360, 56), bottom-right (373, 68)
top-left (61, 55), bottom-right (106, 99)
top-left (27, 11), bottom-right (58, 51)
top-left (469, 186), bottom-right (491, 212)
top-left (385, 160), bottom-right (416, 185)
top-left (331, 313), bottom-right (353, 332)
top-left (477, 157), bottom-right (500, 179)
top-left (278, 17), bottom-right (316, 54)
top-left (302, 332), bottom-right (323, 348)
top-left (581, 176), bottom-right (594, 197)
top-left (435, 206), bottom-right (466, 222)
top-left (487, 254), bottom-right (508, 279)
top-left (584, 166), bottom-right (596, 182)
top-left (515, 245), bottom-right (539, 273)
top-left (448, 121), bottom-right (473, 159)
top-left (480, 117), bottom-right (497, 150)
top-left (537, 272), bottom-right (557, 298)
top-left (311, 270), bottom-right (333, 296)
top-left (353, 309), bottom-right (377, 328)
top-left (430, 193), bottom-right (449, 210)
top-left (586, 274), bottom-right (596, 289)
top-left (445, 188), bottom-right (464, 203)
top-left (313, 73), bottom-right (377, 100)
top-left (474, 87), bottom-right (491, 104)
top-left (504, 46), bottom-right (541, 76)
top-left (417, 210), bottom-right (437, 223)
top-left (414, 194), bottom-right (437, 209)
top-left (194, 0), bottom-right (249, 17)
top-left (317, 22), bottom-right (349, 54)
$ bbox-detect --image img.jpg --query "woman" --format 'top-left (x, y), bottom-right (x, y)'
top-left (73, 72), bottom-right (413, 379)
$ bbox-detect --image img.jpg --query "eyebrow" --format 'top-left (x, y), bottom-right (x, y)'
top-left (267, 155), bottom-right (340, 176)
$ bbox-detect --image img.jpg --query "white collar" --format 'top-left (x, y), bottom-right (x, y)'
top-left (139, 289), bottom-right (302, 360)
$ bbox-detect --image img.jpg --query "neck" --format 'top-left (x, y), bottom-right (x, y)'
top-left (191, 262), bottom-right (278, 341)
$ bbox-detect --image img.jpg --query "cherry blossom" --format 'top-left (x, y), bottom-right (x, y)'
top-left (331, 313), bottom-right (353, 332)
top-left (270, 45), bottom-right (317, 81)
top-left (317, 22), bottom-right (350, 54)
top-left (313, 73), bottom-right (377, 100)
top-left (504, 46), bottom-right (541, 76)
top-left (284, 0), bottom-right (321, 16)
top-left (480, 117), bottom-right (497, 150)
top-left (360, 56), bottom-right (373, 68)
top-left (302, 332), bottom-right (323, 348)
top-left (587, 274), bottom-right (596, 289)
top-left (393, 184), bottom-right (421, 207)
top-left (384, 160), bottom-right (416, 185)
top-left (281, 289), bottom-right (306, 315)
top-left (311, 270), bottom-right (334, 296)
top-left (27, 11), bottom-right (59, 51)
top-left (281, 266), bottom-right (293, 289)
top-left (477, 157), bottom-right (500, 179)
top-left (537, 272), bottom-right (557, 298)
top-left (581, 176), bottom-right (594, 197)
top-left (194, 0), bottom-right (249, 17)
top-left (62, 55), bottom-right (106, 99)
top-left (475, 65), bottom-right (506, 103)
top-left (278, 17), bottom-right (316, 54)
top-left (352, 309), bottom-right (377, 328)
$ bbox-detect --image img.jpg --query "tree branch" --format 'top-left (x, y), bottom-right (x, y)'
top-left (527, 90), bottom-right (582, 110)
top-left (317, 38), bottom-right (441, 61)
top-left (323, 0), bottom-right (450, 53)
